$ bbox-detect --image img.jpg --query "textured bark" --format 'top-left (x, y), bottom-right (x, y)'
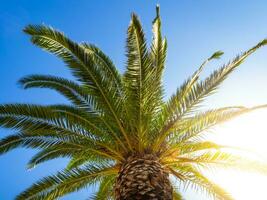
top-left (115, 154), bottom-right (173, 200)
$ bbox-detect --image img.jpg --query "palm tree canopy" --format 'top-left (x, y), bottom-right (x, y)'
top-left (1, 6), bottom-right (267, 200)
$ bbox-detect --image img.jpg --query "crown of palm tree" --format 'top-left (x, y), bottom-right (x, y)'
top-left (1, 6), bottom-right (267, 200)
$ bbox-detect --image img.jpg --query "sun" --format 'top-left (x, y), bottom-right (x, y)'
top-left (204, 108), bottom-right (267, 200)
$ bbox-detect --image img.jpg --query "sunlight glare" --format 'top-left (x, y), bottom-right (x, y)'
top-left (205, 108), bottom-right (267, 200)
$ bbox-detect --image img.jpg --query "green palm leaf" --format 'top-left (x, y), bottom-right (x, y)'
top-left (16, 164), bottom-right (117, 200)
top-left (23, 25), bottom-right (132, 150)
top-left (19, 75), bottom-right (97, 110)
top-left (91, 175), bottom-right (116, 200)
top-left (153, 39), bottom-right (267, 150)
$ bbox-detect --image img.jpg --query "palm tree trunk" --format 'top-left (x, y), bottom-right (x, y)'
top-left (115, 154), bottom-right (173, 200)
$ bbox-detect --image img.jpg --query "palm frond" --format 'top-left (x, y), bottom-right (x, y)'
top-left (153, 39), bottom-right (267, 150)
top-left (66, 153), bottom-right (112, 170)
top-left (91, 175), bottom-right (116, 200)
top-left (161, 141), bottom-right (227, 162)
top-left (81, 43), bottom-right (123, 93)
top-left (0, 104), bottom-right (125, 162)
top-left (27, 143), bottom-right (82, 169)
top-left (0, 132), bottom-right (79, 155)
top-left (170, 165), bottom-right (233, 200)
top-left (0, 103), bottom-right (104, 139)
top-left (167, 105), bottom-right (267, 146)
top-left (123, 13), bottom-right (152, 150)
top-left (23, 25), bottom-right (132, 151)
top-left (16, 163), bottom-right (118, 200)
top-left (154, 50), bottom-right (223, 136)
top-left (19, 75), bottom-right (97, 110)
top-left (169, 151), bottom-right (267, 174)
top-left (147, 6), bottom-right (168, 143)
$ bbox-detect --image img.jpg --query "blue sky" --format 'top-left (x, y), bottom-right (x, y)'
top-left (1, 0), bottom-right (267, 199)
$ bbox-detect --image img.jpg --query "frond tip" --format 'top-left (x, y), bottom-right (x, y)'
top-left (156, 4), bottom-right (160, 17)
top-left (209, 51), bottom-right (224, 60)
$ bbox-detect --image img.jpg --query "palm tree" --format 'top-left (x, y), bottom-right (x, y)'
top-left (1, 6), bottom-right (267, 200)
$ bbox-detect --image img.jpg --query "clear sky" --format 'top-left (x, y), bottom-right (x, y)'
top-left (1, 0), bottom-right (267, 199)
